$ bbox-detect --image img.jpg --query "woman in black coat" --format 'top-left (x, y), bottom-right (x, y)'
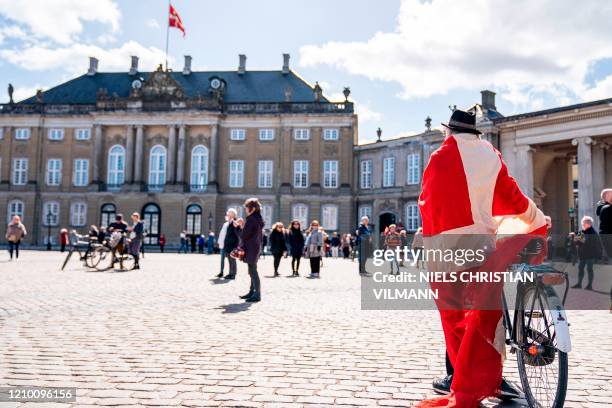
top-left (269, 222), bottom-right (287, 277)
top-left (238, 198), bottom-right (265, 302)
top-left (286, 220), bottom-right (305, 276)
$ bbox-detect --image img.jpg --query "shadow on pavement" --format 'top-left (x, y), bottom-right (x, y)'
top-left (210, 278), bottom-right (231, 285)
top-left (215, 302), bottom-right (253, 314)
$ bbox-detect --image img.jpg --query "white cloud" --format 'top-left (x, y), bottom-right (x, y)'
top-left (583, 75), bottom-right (612, 101)
top-left (0, 0), bottom-right (120, 45)
top-left (146, 18), bottom-right (160, 29)
top-left (299, 0), bottom-right (612, 106)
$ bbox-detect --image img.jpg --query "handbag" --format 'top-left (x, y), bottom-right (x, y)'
top-left (230, 247), bottom-right (245, 261)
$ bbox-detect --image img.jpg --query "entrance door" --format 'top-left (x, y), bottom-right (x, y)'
top-left (142, 203), bottom-right (161, 245)
top-left (379, 212), bottom-right (396, 235)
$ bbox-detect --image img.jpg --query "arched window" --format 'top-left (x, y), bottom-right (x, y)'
top-left (7, 200), bottom-right (24, 224)
top-left (142, 203), bottom-right (161, 245)
top-left (190, 145), bottom-right (209, 191)
top-left (186, 204), bottom-right (202, 235)
top-left (291, 203), bottom-right (308, 229)
top-left (148, 145), bottom-right (166, 191)
top-left (100, 203), bottom-right (116, 227)
top-left (107, 145), bottom-right (125, 188)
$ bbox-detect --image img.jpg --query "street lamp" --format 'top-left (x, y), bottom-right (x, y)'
top-left (46, 211), bottom-right (52, 251)
top-left (208, 212), bottom-right (213, 231)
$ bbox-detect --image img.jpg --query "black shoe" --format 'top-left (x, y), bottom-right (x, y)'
top-left (498, 379), bottom-right (521, 400)
top-left (585, 285), bottom-right (593, 290)
top-left (245, 296), bottom-right (261, 302)
top-left (571, 283), bottom-right (582, 289)
top-left (216, 272), bottom-right (223, 278)
top-left (223, 275), bottom-right (235, 280)
top-left (133, 265), bottom-right (140, 270)
top-left (432, 374), bottom-right (452, 395)
top-left (239, 293), bottom-right (253, 299)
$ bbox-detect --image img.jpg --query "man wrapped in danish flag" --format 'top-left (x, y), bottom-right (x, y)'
top-left (417, 109), bottom-right (547, 407)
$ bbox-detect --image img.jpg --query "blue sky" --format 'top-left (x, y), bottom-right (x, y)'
top-left (1, 0), bottom-right (612, 143)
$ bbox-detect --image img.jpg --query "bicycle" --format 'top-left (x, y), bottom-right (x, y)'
top-left (61, 234), bottom-right (99, 270)
top-left (502, 239), bottom-right (571, 408)
top-left (92, 232), bottom-right (136, 271)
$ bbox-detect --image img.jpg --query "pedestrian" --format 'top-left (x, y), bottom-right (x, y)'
top-left (59, 228), bottom-right (69, 252)
top-left (159, 233), bottom-right (166, 253)
top-left (330, 232), bottom-right (341, 258)
top-left (356, 216), bottom-right (371, 275)
top-left (305, 220), bottom-right (326, 278)
top-left (341, 233), bottom-right (351, 259)
top-left (261, 231), bottom-right (268, 259)
top-left (6, 215), bottom-right (27, 261)
top-left (128, 212), bottom-right (144, 270)
top-left (197, 234), bottom-right (205, 253)
top-left (384, 224), bottom-right (402, 274)
top-left (221, 210), bottom-right (242, 280)
top-left (108, 214), bottom-right (129, 269)
top-left (98, 226), bottom-right (107, 245)
top-left (399, 230), bottom-right (408, 266)
top-left (189, 234), bottom-right (196, 253)
top-left (178, 231), bottom-right (187, 253)
top-left (597, 188), bottom-right (612, 263)
top-left (412, 227), bottom-right (424, 269)
top-left (565, 232), bottom-right (577, 265)
top-left (269, 222), bottom-right (287, 277)
top-left (287, 220), bottom-right (305, 276)
top-left (207, 231), bottom-right (216, 254)
top-left (237, 198), bottom-right (264, 302)
top-left (572, 216), bottom-right (603, 290)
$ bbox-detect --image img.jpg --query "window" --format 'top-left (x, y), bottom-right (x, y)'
top-left (323, 160), bottom-right (339, 188)
top-left (293, 128), bottom-right (310, 140)
top-left (190, 145), bottom-right (209, 191)
top-left (358, 205), bottom-right (372, 221)
top-left (100, 203), bottom-right (116, 228)
top-left (70, 202), bottom-right (87, 226)
top-left (230, 128), bottom-right (246, 141)
top-left (259, 129), bottom-right (275, 141)
top-left (405, 202), bottom-right (420, 231)
top-left (142, 203), bottom-right (161, 245)
top-left (186, 204), bottom-right (202, 235)
top-left (148, 145), bottom-right (166, 190)
top-left (75, 128), bottom-right (91, 140)
top-left (43, 201), bottom-right (60, 226)
top-left (360, 160), bottom-right (372, 189)
top-left (229, 160), bottom-right (244, 188)
top-left (292, 203), bottom-right (308, 228)
top-left (107, 145), bottom-right (125, 187)
top-left (258, 160), bottom-right (273, 188)
top-left (73, 159), bottom-right (89, 186)
top-left (7, 200), bottom-right (24, 224)
top-left (293, 160), bottom-right (309, 188)
top-left (12, 158), bottom-right (28, 185)
top-left (46, 159), bottom-right (62, 186)
top-left (321, 204), bottom-right (338, 230)
top-left (323, 128), bottom-right (339, 140)
top-left (383, 157), bottom-right (395, 187)
top-left (407, 153), bottom-right (420, 185)
top-left (261, 204), bottom-right (273, 228)
top-left (48, 128), bottom-right (64, 140)
top-left (15, 128), bottom-right (30, 140)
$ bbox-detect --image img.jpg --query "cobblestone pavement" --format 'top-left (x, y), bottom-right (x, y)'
top-left (0, 251), bottom-right (610, 407)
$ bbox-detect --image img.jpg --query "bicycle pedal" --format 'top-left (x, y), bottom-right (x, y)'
top-left (525, 311), bottom-right (543, 318)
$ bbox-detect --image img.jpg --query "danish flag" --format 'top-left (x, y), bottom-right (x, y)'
top-left (169, 4), bottom-right (185, 36)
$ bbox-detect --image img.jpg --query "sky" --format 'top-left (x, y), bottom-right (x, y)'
top-left (1, 0), bottom-right (612, 143)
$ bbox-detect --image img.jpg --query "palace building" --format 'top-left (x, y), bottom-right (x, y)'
top-left (0, 54), bottom-right (357, 245)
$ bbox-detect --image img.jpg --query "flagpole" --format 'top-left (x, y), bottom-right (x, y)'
top-left (165, 0), bottom-right (170, 71)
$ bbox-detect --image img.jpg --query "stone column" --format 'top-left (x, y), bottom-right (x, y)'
top-left (167, 125), bottom-right (176, 184)
top-left (125, 125), bottom-right (134, 184)
top-left (93, 124), bottom-right (103, 184)
top-left (209, 124), bottom-right (219, 185)
top-left (134, 125), bottom-right (144, 183)
top-left (591, 141), bottom-right (607, 230)
top-left (176, 125), bottom-right (186, 184)
top-left (572, 137), bottom-right (594, 223)
top-left (513, 145), bottom-right (535, 199)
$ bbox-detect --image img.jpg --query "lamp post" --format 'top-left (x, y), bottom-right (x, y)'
top-left (46, 211), bottom-right (52, 251)
top-left (208, 212), bottom-right (213, 231)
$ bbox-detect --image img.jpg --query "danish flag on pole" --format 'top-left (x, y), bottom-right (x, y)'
top-left (169, 3), bottom-right (185, 36)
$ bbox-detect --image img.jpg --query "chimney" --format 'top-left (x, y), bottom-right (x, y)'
top-left (238, 54), bottom-right (246, 75)
top-left (481, 90), bottom-right (496, 110)
top-left (87, 57), bottom-right (98, 76)
top-left (282, 53), bottom-right (290, 74)
top-left (129, 56), bottom-right (139, 75)
top-left (183, 55), bottom-right (192, 75)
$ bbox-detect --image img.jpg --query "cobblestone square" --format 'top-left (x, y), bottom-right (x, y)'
top-left (0, 251), bottom-right (610, 407)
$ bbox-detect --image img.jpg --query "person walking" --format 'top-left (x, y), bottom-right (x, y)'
top-left (129, 212), bottom-right (144, 270)
top-left (6, 215), bottom-right (27, 261)
top-left (178, 231), bottom-right (188, 253)
top-left (572, 216), bottom-right (603, 290)
top-left (597, 188), bottom-right (612, 263)
top-left (356, 216), bottom-right (371, 275)
top-left (287, 220), bottom-right (305, 276)
top-left (269, 222), bottom-right (287, 277)
top-left (305, 220), bottom-right (326, 278)
top-left (384, 224), bottom-right (402, 274)
top-left (159, 233), bottom-right (166, 253)
top-left (238, 198), bottom-right (265, 302)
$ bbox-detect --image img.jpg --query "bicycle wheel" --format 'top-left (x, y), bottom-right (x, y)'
top-left (94, 247), bottom-right (111, 271)
top-left (516, 284), bottom-right (568, 408)
top-left (86, 247), bottom-right (101, 268)
top-left (114, 253), bottom-right (135, 271)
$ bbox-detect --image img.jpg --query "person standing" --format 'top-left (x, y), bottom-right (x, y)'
top-left (287, 220), bottom-right (305, 276)
top-left (129, 212), bottom-right (144, 270)
top-left (269, 222), bottom-right (287, 277)
top-left (178, 231), bottom-right (187, 253)
top-left (6, 215), bottom-right (27, 261)
top-left (159, 233), bottom-right (166, 253)
top-left (108, 214), bottom-right (129, 269)
top-left (341, 234), bottom-right (351, 259)
top-left (305, 220), bottom-right (326, 278)
top-left (597, 188), bottom-right (612, 263)
top-left (384, 224), bottom-right (402, 275)
top-left (573, 216), bottom-right (603, 290)
top-left (59, 228), bottom-right (69, 252)
top-left (238, 198), bottom-right (264, 302)
top-left (221, 210), bottom-right (241, 280)
top-left (217, 210), bottom-right (233, 278)
top-left (207, 231), bottom-right (216, 255)
top-left (412, 227), bottom-right (425, 269)
top-left (356, 216), bottom-right (371, 275)
top-left (330, 232), bottom-right (341, 258)
top-left (565, 232), bottom-right (577, 265)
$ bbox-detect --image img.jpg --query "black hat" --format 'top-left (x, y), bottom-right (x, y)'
top-left (441, 109), bottom-right (481, 135)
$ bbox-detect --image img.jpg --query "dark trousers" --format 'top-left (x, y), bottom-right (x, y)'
top-left (446, 351), bottom-right (454, 375)
top-left (358, 240), bottom-right (369, 273)
top-left (8, 241), bottom-right (20, 259)
top-left (273, 253), bottom-right (283, 274)
top-left (130, 238), bottom-right (142, 265)
top-left (310, 256), bottom-right (321, 274)
top-left (291, 255), bottom-right (301, 273)
top-left (577, 258), bottom-right (594, 287)
top-left (248, 262), bottom-right (260, 298)
top-left (226, 251), bottom-right (237, 277)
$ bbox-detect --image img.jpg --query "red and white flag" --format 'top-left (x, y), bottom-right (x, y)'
top-left (169, 4), bottom-right (185, 36)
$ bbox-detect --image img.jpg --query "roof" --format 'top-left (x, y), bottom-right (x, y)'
top-left (18, 70), bottom-right (328, 105)
top-left (494, 97), bottom-right (612, 124)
